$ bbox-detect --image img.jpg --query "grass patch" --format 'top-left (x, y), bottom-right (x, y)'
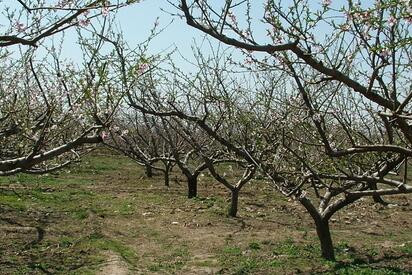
top-left (218, 242), bottom-right (287, 274)
top-left (85, 233), bottom-right (139, 265)
top-left (400, 243), bottom-right (412, 255)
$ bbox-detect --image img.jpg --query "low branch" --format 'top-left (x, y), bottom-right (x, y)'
top-left (0, 127), bottom-right (102, 173)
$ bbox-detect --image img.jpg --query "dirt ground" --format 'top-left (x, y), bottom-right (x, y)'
top-left (1, 151), bottom-right (411, 274)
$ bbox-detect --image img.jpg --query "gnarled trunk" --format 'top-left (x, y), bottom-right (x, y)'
top-left (299, 197), bottom-right (335, 261)
top-left (228, 189), bottom-right (239, 217)
top-left (145, 163), bottom-right (153, 178)
top-left (315, 218), bottom-right (335, 261)
top-left (187, 176), bottom-right (197, 198)
top-left (163, 169), bottom-right (170, 187)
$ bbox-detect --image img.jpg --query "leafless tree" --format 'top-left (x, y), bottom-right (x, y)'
top-left (172, 0), bottom-right (412, 260)
top-left (125, 61), bottom-right (231, 198)
top-left (105, 110), bottom-right (177, 186)
top-left (0, 0), bottom-right (146, 175)
top-left (1, 0), bottom-right (130, 47)
top-left (124, 45), bottom-right (263, 215)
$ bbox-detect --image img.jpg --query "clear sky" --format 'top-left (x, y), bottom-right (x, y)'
top-left (1, 1), bottom-right (376, 69)
top-left (63, 1), bottom-right (211, 66)
top-left (117, 1), bottom-right (201, 53)
top-left (96, 0), bottom-right (270, 72)
top-left (0, 1), bottom-right (214, 67)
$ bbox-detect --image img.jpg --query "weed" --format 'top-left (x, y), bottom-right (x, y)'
top-left (272, 238), bottom-right (302, 257)
top-left (400, 243), bottom-right (412, 255)
top-left (235, 258), bottom-right (259, 274)
top-left (248, 241), bottom-right (261, 250)
top-left (222, 246), bottom-right (242, 256)
top-left (72, 209), bottom-right (89, 220)
top-left (147, 246), bottom-right (190, 272)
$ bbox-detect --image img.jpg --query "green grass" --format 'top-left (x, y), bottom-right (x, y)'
top-left (85, 233), bottom-right (139, 265)
top-left (217, 242), bottom-right (288, 274)
top-left (0, 186), bottom-right (95, 213)
top-left (400, 243), bottom-right (412, 254)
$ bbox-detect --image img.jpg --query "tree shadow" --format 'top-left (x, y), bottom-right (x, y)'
top-left (331, 248), bottom-right (412, 274)
top-left (1, 206), bottom-right (46, 248)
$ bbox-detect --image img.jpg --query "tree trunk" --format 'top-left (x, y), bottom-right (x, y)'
top-left (145, 163), bottom-right (153, 178)
top-left (163, 169), bottom-right (170, 187)
top-left (187, 176), bottom-right (197, 198)
top-left (315, 218), bottom-right (335, 261)
top-left (371, 183), bottom-right (388, 205)
top-left (228, 189), bottom-right (239, 217)
top-left (373, 194), bottom-right (389, 205)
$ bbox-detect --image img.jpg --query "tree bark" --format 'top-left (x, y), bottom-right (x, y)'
top-left (315, 218), bottom-right (335, 261)
top-left (371, 183), bottom-right (389, 205)
top-left (163, 169), bottom-right (170, 187)
top-left (299, 197), bottom-right (335, 261)
top-left (372, 194), bottom-right (389, 205)
top-left (187, 176), bottom-right (197, 198)
top-left (145, 163), bottom-right (153, 178)
top-left (228, 189), bottom-right (239, 217)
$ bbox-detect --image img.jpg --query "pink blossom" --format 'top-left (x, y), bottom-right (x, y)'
top-left (121, 130), bottom-right (129, 136)
top-left (362, 30), bottom-right (371, 40)
top-left (406, 8), bottom-right (412, 23)
top-left (101, 131), bottom-right (109, 141)
top-left (78, 18), bottom-right (90, 27)
top-left (227, 12), bottom-right (238, 25)
top-left (244, 57), bottom-right (253, 65)
top-left (56, 0), bottom-right (73, 8)
top-left (102, 7), bottom-right (110, 16)
top-left (360, 11), bottom-right (370, 21)
top-left (340, 24), bottom-right (350, 31)
top-left (388, 16), bottom-right (397, 27)
top-left (14, 22), bottom-right (26, 33)
top-left (380, 48), bottom-right (391, 58)
top-left (322, 0), bottom-right (331, 6)
top-left (137, 63), bottom-right (149, 75)
top-left (345, 11), bottom-right (353, 22)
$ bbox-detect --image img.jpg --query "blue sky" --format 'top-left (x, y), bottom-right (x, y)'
top-left (58, 1), bottom-right (209, 65)
top-left (1, 0), bottom-right (372, 69)
top-left (117, 1), bottom-right (200, 53)
top-left (98, 0), bottom-right (268, 71)
top-left (0, 1), bottom-right (210, 66)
